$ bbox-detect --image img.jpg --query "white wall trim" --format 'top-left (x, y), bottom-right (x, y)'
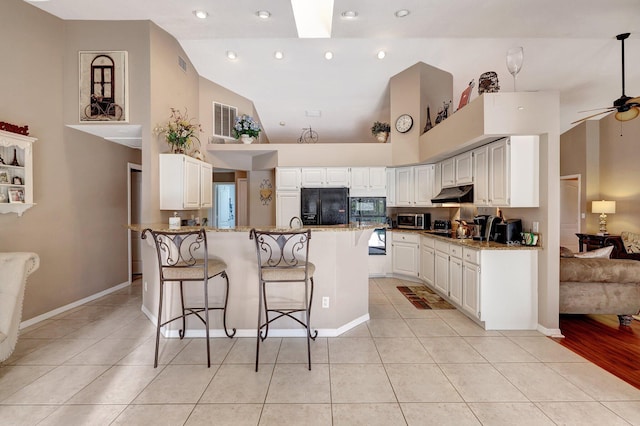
top-left (537, 323), bottom-right (564, 338)
top-left (128, 162), bottom-right (143, 284)
top-left (19, 281), bottom-right (131, 329)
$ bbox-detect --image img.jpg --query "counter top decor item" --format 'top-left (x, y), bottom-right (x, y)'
top-left (156, 108), bottom-right (202, 154)
top-left (232, 114), bottom-right (261, 143)
top-left (371, 121), bottom-right (390, 142)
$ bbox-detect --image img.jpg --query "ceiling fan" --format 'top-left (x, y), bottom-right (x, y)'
top-left (572, 33), bottom-right (640, 124)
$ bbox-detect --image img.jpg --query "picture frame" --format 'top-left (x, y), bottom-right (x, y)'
top-left (0, 170), bottom-right (8, 184)
top-left (79, 51), bottom-right (128, 122)
top-left (8, 188), bottom-right (24, 203)
top-left (12, 176), bottom-right (23, 185)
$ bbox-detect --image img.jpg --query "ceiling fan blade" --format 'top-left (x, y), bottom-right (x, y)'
top-left (577, 106), bottom-right (616, 113)
top-left (571, 109), bottom-right (615, 124)
top-left (615, 106), bottom-right (640, 122)
top-left (625, 96), bottom-right (640, 107)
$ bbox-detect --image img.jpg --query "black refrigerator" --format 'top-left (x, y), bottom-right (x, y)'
top-left (300, 187), bottom-right (349, 226)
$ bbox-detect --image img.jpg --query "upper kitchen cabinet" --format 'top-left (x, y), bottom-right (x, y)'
top-left (395, 167), bottom-right (413, 207)
top-left (160, 154), bottom-right (212, 210)
top-left (414, 164), bottom-right (436, 206)
top-left (0, 130), bottom-right (35, 217)
top-left (276, 167), bottom-right (301, 190)
top-left (440, 152), bottom-right (472, 188)
top-left (301, 167), bottom-right (350, 187)
top-left (350, 167), bottom-right (386, 197)
top-left (386, 168), bottom-right (396, 207)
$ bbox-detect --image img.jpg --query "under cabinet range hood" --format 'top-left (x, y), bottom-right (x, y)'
top-left (431, 185), bottom-right (474, 204)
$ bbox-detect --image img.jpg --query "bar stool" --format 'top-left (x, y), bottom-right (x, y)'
top-left (249, 228), bottom-right (317, 371)
top-left (142, 228), bottom-right (235, 368)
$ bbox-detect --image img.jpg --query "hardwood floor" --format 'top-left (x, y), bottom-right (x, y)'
top-left (554, 314), bottom-right (640, 389)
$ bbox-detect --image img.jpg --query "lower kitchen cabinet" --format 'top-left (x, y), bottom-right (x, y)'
top-left (420, 236), bottom-right (435, 286)
top-left (462, 261), bottom-right (480, 319)
top-left (448, 255), bottom-right (463, 306)
top-left (392, 232), bottom-right (420, 278)
top-left (434, 241), bottom-right (449, 295)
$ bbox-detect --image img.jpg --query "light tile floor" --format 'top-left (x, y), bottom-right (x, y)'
top-left (1, 276), bottom-right (640, 425)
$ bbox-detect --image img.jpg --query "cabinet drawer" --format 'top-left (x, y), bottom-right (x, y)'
top-left (434, 240), bottom-right (449, 253)
top-left (421, 235), bottom-right (435, 248)
top-left (449, 244), bottom-right (462, 259)
top-left (392, 232), bottom-right (420, 244)
top-left (463, 247), bottom-right (480, 264)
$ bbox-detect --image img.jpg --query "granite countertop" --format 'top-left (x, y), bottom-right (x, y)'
top-left (392, 228), bottom-right (542, 251)
top-left (129, 223), bottom-right (387, 233)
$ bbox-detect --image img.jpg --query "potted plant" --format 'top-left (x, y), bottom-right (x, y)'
top-left (371, 121), bottom-right (390, 143)
top-left (232, 114), bottom-right (262, 144)
top-left (156, 108), bottom-right (201, 154)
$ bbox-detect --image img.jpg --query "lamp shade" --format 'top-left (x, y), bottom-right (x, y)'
top-left (592, 200), bottom-right (616, 214)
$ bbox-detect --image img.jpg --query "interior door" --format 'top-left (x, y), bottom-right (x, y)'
top-left (560, 176), bottom-right (580, 252)
top-left (215, 183), bottom-right (236, 228)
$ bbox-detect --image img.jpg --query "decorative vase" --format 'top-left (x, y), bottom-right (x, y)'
top-left (375, 132), bottom-right (389, 143)
top-left (173, 146), bottom-right (185, 154)
top-left (240, 134), bottom-right (254, 144)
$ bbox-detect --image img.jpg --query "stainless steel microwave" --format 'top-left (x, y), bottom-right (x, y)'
top-left (396, 213), bottom-right (431, 230)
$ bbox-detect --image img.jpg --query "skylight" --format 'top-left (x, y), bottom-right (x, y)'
top-left (290, 0), bottom-right (334, 38)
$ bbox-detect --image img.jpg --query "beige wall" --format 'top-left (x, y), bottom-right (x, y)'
top-left (248, 170), bottom-right (275, 226)
top-left (0, 0), bottom-right (141, 320)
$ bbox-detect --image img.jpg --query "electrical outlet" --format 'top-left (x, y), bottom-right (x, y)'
top-left (144, 281), bottom-right (148, 292)
top-left (322, 297), bottom-right (330, 308)
top-left (532, 221), bottom-right (539, 233)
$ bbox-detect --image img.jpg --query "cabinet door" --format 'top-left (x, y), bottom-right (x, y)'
top-left (473, 145), bottom-right (489, 206)
top-left (462, 263), bottom-right (480, 319)
top-left (440, 158), bottom-right (455, 188)
top-left (489, 139), bottom-right (510, 206)
top-left (392, 242), bottom-right (419, 277)
top-left (200, 162), bottom-right (213, 208)
top-left (301, 168), bottom-right (326, 187)
top-left (350, 168), bottom-right (369, 190)
top-left (368, 167), bottom-right (387, 190)
top-left (395, 167), bottom-right (414, 206)
top-left (183, 156), bottom-right (201, 209)
top-left (414, 164), bottom-right (435, 206)
top-left (449, 256), bottom-right (463, 306)
top-left (325, 167), bottom-right (350, 187)
top-left (420, 244), bottom-right (435, 286)
top-left (386, 168), bottom-right (396, 207)
top-left (276, 167), bottom-right (301, 190)
top-left (276, 190), bottom-right (301, 227)
top-left (455, 152), bottom-right (473, 185)
top-left (434, 250), bottom-right (449, 295)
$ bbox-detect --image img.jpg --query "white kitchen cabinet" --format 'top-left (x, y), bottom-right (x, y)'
top-left (440, 158), bottom-right (455, 188)
top-left (395, 167), bottom-right (414, 207)
top-left (454, 151), bottom-right (473, 185)
top-left (414, 164), bottom-right (435, 206)
top-left (462, 247), bottom-right (481, 319)
top-left (160, 154), bottom-right (212, 210)
top-left (489, 136), bottom-right (539, 207)
top-left (0, 130), bottom-right (35, 216)
top-left (392, 232), bottom-right (420, 278)
top-left (420, 236), bottom-right (435, 287)
top-left (276, 190), bottom-right (301, 227)
top-left (276, 167), bottom-right (301, 190)
top-left (449, 256), bottom-right (463, 306)
top-left (433, 162), bottom-right (442, 201)
top-left (434, 240), bottom-right (449, 295)
top-left (472, 145), bottom-right (490, 206)
top-left (350, 167), bottom-right (386, 197)
top-left (386, 168), bottom-right (396, 207)
top-left (301, 167), bottom-right (350, 187)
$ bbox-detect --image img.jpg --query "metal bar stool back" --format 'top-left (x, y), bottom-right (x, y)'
top-left (142, 228), bottom-right (235, 368)
top-left (249, 228), bottom-right (317, 371)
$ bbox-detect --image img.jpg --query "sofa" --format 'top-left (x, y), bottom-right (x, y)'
top-left (560, 255), bottom-right (640, 326)
top-left (0, 252), bottom-right (40, 362)
top-left (606, 231), bottom-right (640, 260)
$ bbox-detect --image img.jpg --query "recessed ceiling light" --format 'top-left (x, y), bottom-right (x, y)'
top-left (377, 50), bottom-right (386, 59)
top-left (226, 51), bottom-right (237, 60)
top-left (394, 9), bottom-right (410, 18)
top-left (256, 10), bottom-right (271, 19)
top-left (324, 51), bottom-right (333, 60)
top-left (274, 51), bottom-right (284, 60)
top-left (193, 10), bottom-right (208, 19)
top-left (341, 10), bottom-right (358, 19)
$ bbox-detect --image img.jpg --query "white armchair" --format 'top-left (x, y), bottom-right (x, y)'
top-left (0, 252), bottom-right (39, 362)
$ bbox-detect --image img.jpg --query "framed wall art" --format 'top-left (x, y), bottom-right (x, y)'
top-left (79, 51), bottom-right (128, 122)
top-left (8, 188), bottom-right (24, 203)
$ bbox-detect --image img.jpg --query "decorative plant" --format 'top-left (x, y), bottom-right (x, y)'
top-left (371, 121), bottom-right (390, 135)
top-left (156, 108), bottom-right (201, 153)
top-left (232, 114), bottom-right (262, 139)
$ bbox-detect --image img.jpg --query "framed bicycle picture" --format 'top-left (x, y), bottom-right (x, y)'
top-left (79, 51), bottom-right (128, 122)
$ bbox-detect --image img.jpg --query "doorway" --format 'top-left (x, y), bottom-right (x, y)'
top-left (211, 183), bottom-right (236, 228)
top-left (560, 175), bottom-right (581, 252)
top-left (128, 163), bottom-right (142, 283)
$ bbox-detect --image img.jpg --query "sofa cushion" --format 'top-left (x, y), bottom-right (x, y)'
top-left (574, 245), bottom-right (613, 259)
top-left (621, 231), bottom-right (640, 254)
top-left (560, 257), bottom-right (640, 283)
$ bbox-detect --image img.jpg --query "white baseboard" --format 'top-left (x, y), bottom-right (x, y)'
top-left (537, 323), bottom-right (564, 338)
top-left (20, 281), bottom-right (131, 329)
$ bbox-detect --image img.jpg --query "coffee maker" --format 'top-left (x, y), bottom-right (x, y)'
top-left (473, 215), bottom-right (490, 241)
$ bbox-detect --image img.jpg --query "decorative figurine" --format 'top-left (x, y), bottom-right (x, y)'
top-left (10, 149), bottom-right (20, 167)
top-left (478, 71), bottom-right (500, 94)
top-left (423, 105), bottom-right (433, 133)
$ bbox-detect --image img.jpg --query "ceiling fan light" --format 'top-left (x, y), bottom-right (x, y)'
top-left (625, 96), bottom-right (640, 106)
top-left (615, 107), bottom-right (639, 122)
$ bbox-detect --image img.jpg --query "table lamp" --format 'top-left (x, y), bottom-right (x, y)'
top-left (592, 200), bottom-right (616, 234)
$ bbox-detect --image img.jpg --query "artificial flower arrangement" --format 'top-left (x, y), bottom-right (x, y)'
top-left (370, 121), bottom-right (391, 135)
top-left (156, 108), bottom-right (202, 153)
top-left (232, 114), bottom-right (262, 139)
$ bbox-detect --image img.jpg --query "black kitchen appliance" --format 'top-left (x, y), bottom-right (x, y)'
top-left (494, 219), bottom-right (523, 244)
top-left (432, 219), bottom-right (452, 235)
top-left (301, 187), bottom-right (349, 226)
top-left (485, 215), bottom-right (502, 241)
top-left (473, 215), bottom-right (490, 241)
top-left (349, 197), bottom-right (387, 255)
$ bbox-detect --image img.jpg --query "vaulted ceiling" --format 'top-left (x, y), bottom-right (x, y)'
top-left (26, 0), bottom-right (640, 143)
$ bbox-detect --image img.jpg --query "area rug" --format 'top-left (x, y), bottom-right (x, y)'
top-left (397, 285), bottom-right (456, 310)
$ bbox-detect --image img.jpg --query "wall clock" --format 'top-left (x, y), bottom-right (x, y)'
top-left (395, 114), bottom-right (413, 133)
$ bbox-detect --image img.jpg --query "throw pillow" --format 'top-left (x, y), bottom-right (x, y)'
top-left (560, 246), bottom-right (575, 258)
top-left (574, 245), bottom-right (614, 259)
top-left (621, 231), bottom-right (640, 254)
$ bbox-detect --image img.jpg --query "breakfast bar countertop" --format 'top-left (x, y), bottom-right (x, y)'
top-left (129, 223), bottom-right (386, 233)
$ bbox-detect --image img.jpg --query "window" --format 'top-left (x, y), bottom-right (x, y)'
top-left (213, 102), bottom-right (237, 139)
